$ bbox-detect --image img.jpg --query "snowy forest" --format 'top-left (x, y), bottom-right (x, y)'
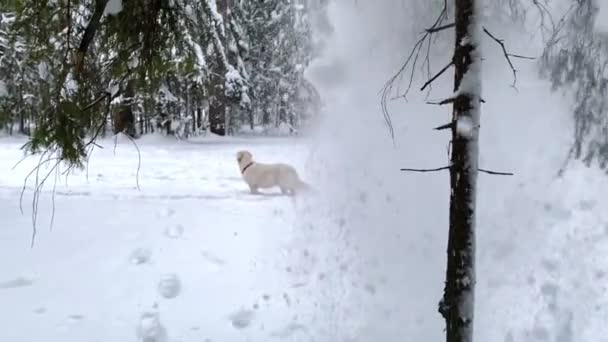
top-left (0, 0), bottom-right (322, 163)
top-left (2, 0), bottom-right (608, 342)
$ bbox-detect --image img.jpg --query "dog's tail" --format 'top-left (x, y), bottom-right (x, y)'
top-left (295, 179), bottom-right (315, 194)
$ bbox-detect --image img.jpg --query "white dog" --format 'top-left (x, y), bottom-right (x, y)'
top-left (236, 150), bottom-right (311, 195)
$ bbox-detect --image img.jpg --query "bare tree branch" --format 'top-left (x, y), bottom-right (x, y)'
top-left (401, 165), bottom-right (514, 176)
top-left (427, 97), bottom-right (456, 106)
top-left (401, 166), bottom-right (451, 172)
top-left (426, 22), bottom-right (455, 33)
top-left (508, 53), bottom-right (536, 60)
top-left (478, 168), bottom-right (514, 176)
top-left (420, 61), bottom-right (454, 91)
top-left (482, 27), bottom-right (534, 88)
top-left (434, 122), bottom-right (453, 131)
top-left (380, 0), bottom-right (450, 139)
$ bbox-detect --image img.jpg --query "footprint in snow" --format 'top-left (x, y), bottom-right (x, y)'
top-left (130, 248), bottom-right (152, 265)
top-left (156, 207), bottom-right (175, 219)
top-left (0, 277), bottom-right (34, 289)
top-left (229, 309), bottom-right (254, 329)
top-left (68, 314), bottom-right (85, 321)
top-left (157, 274), bottom-right (181, 299)
top-left (136, 311), bottom-right (168, 342)
top-left (201, 251), bottom-right (226, 271)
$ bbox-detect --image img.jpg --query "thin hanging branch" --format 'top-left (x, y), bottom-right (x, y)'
top-left (379, 0), bottom-right (450, 139)
top-left (482, 26), bottom-right (536, 88)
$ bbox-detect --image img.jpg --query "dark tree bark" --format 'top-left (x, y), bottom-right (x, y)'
top-left (113, 80), bottom-right (136, 137)
top-left (248, 109), bottom-right (254, 131)
top-left (196, 107), bottom-right (203, 130)
top-left (208, 69), bottom-right (226, 136)
top-left (439, 0), bottom-right (481, 341)
top-left (205, 0), bottom-right (230, 136)
top-left (75, 0), bottom-right (109, 73)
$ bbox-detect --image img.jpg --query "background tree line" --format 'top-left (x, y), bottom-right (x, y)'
top-left (0, 0), bottom-right (322, 166)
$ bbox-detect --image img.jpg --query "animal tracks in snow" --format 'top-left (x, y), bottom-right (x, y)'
top-left (201, 250), bottom-right (226, 272)
top-left (0, 276), bottom-right (34, 289)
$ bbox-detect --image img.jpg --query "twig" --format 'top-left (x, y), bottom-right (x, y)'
top-left (31, 158), bottom-right (62, 248)
top-left (12, 153), bottom-right (34, 170)
top-left (420, 61), bottom-right (454, 91)
top-left (482, 27), bottom-right (534, 88)
top-left (426, 22), bottom-right (455, 33)
top-left (21, 150), bottom-right (49, 214)
top-left (427, 97), bottom-right (456, 106)
top-left (401, 165), bottom-right (514, 176)
top-left (401, 166), bottom-right (451, 172)
top-left (434, 122), bottom-right (453, 131)
top-left (380, 0), bottom-right (449, 140)
top-left (477, 168), bottom-right (514, 176)
top-left (122, 133), bottom-right (141, 191)
top-left (81, 92), bottom-right (110, 112)
top-left (50, 163), bottom-right (59, 232)
top-left (508, 54), bottom-right (536, 60)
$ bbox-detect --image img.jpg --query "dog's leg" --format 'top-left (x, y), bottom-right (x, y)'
top-left (249, 185), bottom-right (260, 194)
top-left (280, 187), bottom-right (288, 195)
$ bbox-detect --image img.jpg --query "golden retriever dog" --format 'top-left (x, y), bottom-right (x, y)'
top-left (236, 150), bottom-right (311, 195)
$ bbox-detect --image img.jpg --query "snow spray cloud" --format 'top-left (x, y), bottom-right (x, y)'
top-left (301, 1), bottom-right (455, 341)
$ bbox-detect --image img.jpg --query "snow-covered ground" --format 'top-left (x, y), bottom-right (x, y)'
top-left (0, 134), bottom-right (337, 342)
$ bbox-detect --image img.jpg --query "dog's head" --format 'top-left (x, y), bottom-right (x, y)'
top-left (236, 150), bottom-right (253, 164)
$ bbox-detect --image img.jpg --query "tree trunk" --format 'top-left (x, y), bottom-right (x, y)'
top-left (248, 109), bottom-right (254, 131)
top-left (439, 0), bottom-right (481, 341)
top-left (208, 71), bottom-right (226, 136)
top-left (114, 79), bottom-right (136, 137)
top-left (207, 0), bottom-right (230, 136)
top-left (139, 113), bottom-right (144, 135)
top-left (19, 111), bottom-right (25, 135)
top-left (196, 107), bottom-right (203, 131)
